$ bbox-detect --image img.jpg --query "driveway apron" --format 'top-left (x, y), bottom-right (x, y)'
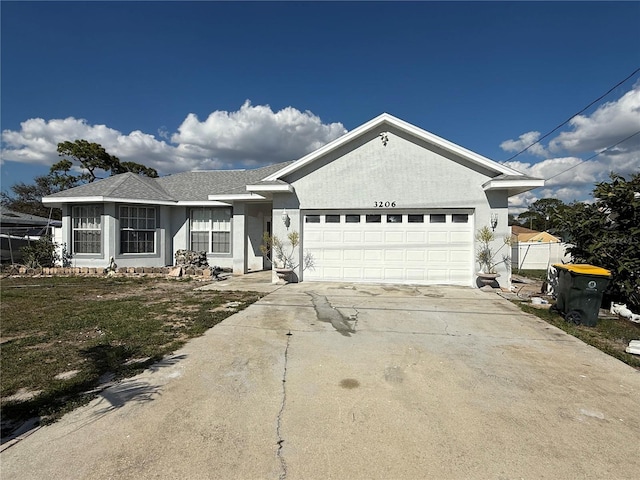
top-left (2, 283), bottom-right (639, 479)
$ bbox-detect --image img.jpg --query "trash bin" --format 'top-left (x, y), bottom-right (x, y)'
top-left (551, 264), bottom-right (612, 326)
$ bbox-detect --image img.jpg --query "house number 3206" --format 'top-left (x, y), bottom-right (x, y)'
top-left (374, 201), bottom-right (396, 208)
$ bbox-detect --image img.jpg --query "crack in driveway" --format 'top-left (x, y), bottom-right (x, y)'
top-left (276, 331), bottom-right (291, 480)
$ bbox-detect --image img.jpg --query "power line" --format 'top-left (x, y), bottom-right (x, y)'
top-left (505, 66), bottom-right (640, 162)
top-left (545, 129), bottom-right (640, 181)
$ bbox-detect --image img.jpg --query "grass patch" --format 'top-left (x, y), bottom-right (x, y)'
top-left (0, 276), bottom-right (263, 436)
top-left (513, 269), bottom-right (548, 281)
top-left (518, 303), bottom-right (640, 370)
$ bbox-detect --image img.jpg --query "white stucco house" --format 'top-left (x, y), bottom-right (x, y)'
top-left (43, 113), bottom-right (543, 287)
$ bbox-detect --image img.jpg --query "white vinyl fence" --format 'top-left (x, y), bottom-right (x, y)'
top-left (511, 242), bottom-right (572, 271)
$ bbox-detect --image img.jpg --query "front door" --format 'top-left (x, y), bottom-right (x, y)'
top-left (263, 216), bottom-right (272, 270)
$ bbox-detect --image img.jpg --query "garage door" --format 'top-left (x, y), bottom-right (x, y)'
top-left (302, 211), bottom-right (473, 285)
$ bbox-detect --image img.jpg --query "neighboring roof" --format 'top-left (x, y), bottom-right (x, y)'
top-left (0, 207), bottom-right (61, 227)
top-left (263, 113), bottom-right (544, 193)
top-left (521, 232), bottom-right (561, 243)
top-left (511, 226), bottom-right (561, 243)
top-left (42, 161), bottom-right (294, 205)
top-left (511, 225), bottom-right (539, 236)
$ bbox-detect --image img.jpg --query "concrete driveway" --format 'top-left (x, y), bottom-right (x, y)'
top-left (2, 281), bottom-right (639, 479)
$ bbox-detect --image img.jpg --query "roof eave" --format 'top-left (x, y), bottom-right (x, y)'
top-left (246, 184), bottom-right (294, 193)
top-left (207, 193), bottom-right (268, 202)
top-left (176, 200), bottom-right (233, 206)
top-left (42, 196), bottom-right (177, 206)
top-left (483, 178), bottom-right (545, 197)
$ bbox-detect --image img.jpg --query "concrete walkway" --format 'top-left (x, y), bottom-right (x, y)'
top-left (2, 282), bottom-right (639, 479)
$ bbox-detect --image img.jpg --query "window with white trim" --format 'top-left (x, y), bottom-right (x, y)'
top-left (190, 208), bottom-right (231, 254)
top-left (120, 206), bottom-right (156, 254)
top-left (72, 205), bottom-right (102, 254)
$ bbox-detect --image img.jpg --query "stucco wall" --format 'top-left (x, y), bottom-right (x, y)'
top-left (274, 127), bottom-right (512, 287)
top-left (65, 202), bottom-right (168, 269)
top-left (286, 128), bottom-right (494, 210)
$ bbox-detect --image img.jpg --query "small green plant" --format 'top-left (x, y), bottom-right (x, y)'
top-left (20, 236), bottom-right (72, 268)
top-left (20, 235), bottom-right (59, 268)
top-left (475, 226), bottom-right (511, 274)
top-left (260, 231), bottom-right (314, 270)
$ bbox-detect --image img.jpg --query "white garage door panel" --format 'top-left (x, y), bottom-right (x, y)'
top-left (304, 212), bottom-right (473, 285)
top-left (406, 250), bottom-right (425, 262)
top-left (305, 231), bottom-right (323, 242)
top-left (428, 232), bottom-right (448, 243)
top-left (364, 231), bottom-right (383, 242)
top-left (323, 250), bottom-right (342, 261)
top-left (407, 269), bottom-right (426, 280)
top-left (344, 232), bottom-right (362, 242)
top-left (384, 250), bottom-right (404, 261)
top-left (364, 268), bottom-right (383, 279)
top-left (407, 231), bottom-right (425, 243)
top-left (323, 231), bottom-right (342, 243)
top-left (344, 250), bottom-right (363, 261)
top-left (364, 250), bottom-right (383, 260)
top-left (451, 231), bottom-right (472, 243)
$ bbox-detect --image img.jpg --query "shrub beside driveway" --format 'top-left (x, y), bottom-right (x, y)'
top-left (0, 276), bottom-right (263, 439)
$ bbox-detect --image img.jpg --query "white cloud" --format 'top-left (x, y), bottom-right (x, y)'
top-left (0, 102), bottom-right (347, 175)
top-left (549, 85), bottom-right (640, 154)
top-left (500, 131), bottom-right (548, 157)
top-left (502, 83), bottom-right (640, 212)
top-left (171, 100), bottom-right (347, 166)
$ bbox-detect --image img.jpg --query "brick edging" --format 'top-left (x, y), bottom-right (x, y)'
top-left (1, 266), bottom-right (216, 278)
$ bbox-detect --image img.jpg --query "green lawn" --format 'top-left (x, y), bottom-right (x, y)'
top-left (0, 276), bottom-right (263, 436)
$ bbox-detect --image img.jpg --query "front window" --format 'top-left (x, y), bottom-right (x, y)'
top-left (72, 205), bottom-right (102, 254)
top-left (120, 206), bottom-right (156, 254)
top-left (190, 208), bottom-right (231, 254)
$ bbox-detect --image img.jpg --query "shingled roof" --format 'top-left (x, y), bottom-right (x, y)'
top-left (156, 161), bottom-right (292, 201)
top-left (43, 161), bottom-right (293, 204)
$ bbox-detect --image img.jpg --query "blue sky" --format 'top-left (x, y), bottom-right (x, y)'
top-left (2, 1), bottom-right (639, 212)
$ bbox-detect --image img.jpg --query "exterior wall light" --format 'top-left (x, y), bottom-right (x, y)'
top-left (490, 213), bottom-right (498, 231)
top-left (281, 208), bottom-right (290, 228)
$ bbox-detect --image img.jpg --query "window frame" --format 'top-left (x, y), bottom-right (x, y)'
top-left (71, 205), bottom-right (103, 255)
top-left (189, 208), bottom-right (232, 255)
top-left (119, 205), bottom-right (157, 254)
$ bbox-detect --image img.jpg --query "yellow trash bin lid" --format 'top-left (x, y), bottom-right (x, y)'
top-left (552, 264), bottom-right (612, 277)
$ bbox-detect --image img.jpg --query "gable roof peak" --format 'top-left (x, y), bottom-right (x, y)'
top-left (263, 113), bottom-right (528, 182)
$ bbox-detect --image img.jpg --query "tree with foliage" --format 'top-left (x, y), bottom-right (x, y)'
top-left (2, 140), bottom-right (158, 218)
top-left (517, 198), bottom-right (567, 233)
top-left (1, 175), bottom-right (63, 220)
top-left (52, 139), bottom-right (157, 190)
top-left (556, 173), bottom-right (640, 308)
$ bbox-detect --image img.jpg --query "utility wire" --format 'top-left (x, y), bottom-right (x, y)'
top-left (505, 66), bottom-right (640, 162)
top-left (545, 129), bottom-right (640, 181)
